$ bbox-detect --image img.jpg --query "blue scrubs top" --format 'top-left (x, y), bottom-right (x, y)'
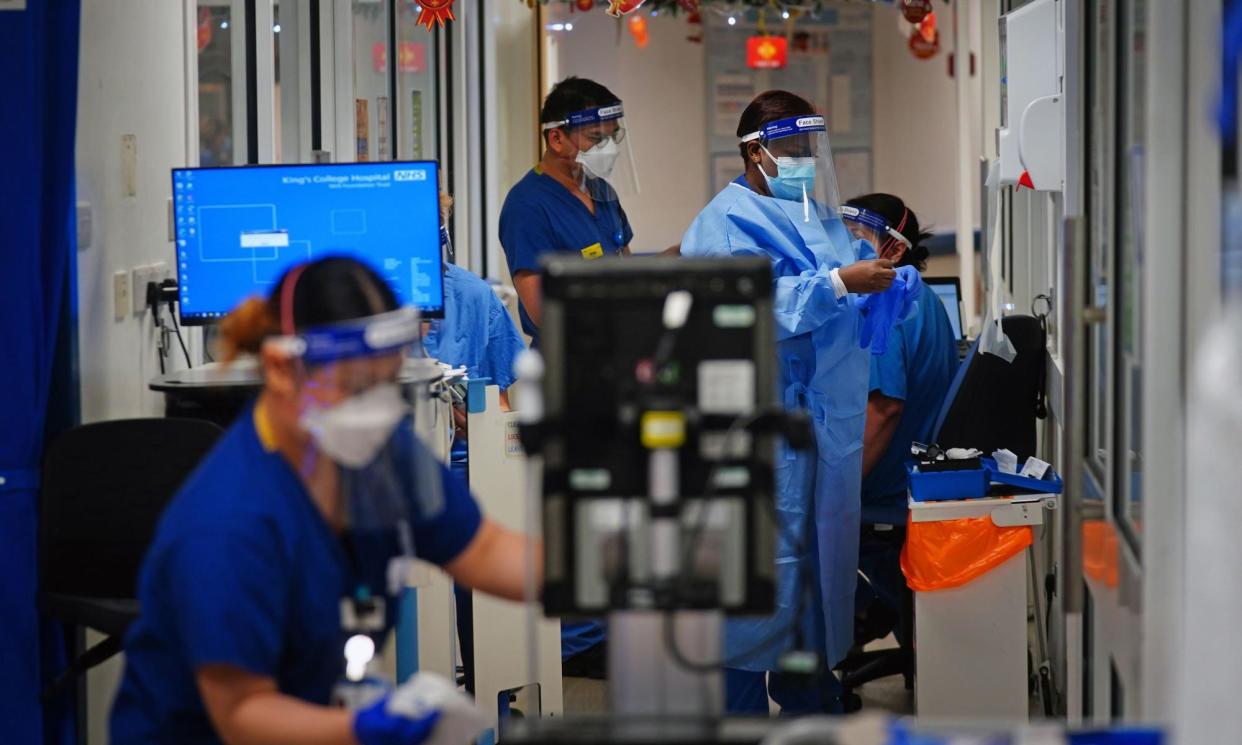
top-left (498, 167), bottom-right (633, 348)
top-left (861, 281), bottom-right (960, 523)
top-left (424, 264), bottom-right (525, 391)
top-left (110, 406), bottom-right (482, 745)
top-left (424, 263), bottom-right (526, 467)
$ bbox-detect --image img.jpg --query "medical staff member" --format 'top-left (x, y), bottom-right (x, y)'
top-left (680, 90), bottom-right (896, 714)
top-left (424, 195), bottom-right (528, 695)
top-left (499, 76), bottom-right (635, 350)
top-left (424, 194), bottom-right (526, 469)
top-left (846, 194), bottom-right (958, 643)
top-left (110, 257), bottom-right (536, 745)
top-left (499, 76), bottom-right (634, 675)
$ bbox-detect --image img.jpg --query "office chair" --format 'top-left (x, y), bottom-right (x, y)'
top-left (839, 315), bottom-right (1048, 710)
top-left (39, 417), bottom-right (222, 701)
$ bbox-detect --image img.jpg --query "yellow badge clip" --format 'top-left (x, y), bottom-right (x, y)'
top-left (580, 242), bottom-right (604, 260)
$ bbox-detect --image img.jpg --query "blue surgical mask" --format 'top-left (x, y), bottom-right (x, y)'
top-left (759, 145), bottom-right (816, 202)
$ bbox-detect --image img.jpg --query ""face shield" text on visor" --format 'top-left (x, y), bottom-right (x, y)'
top-left (741, 114), bottom-right (843, 223)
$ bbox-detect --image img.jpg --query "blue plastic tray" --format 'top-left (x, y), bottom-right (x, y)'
top-left (906, 458), bottom-right (1064, 502)
top-left (906, 462), bottom-right (990, 502)
top-left (981, 457), bottom-right (1064, 495)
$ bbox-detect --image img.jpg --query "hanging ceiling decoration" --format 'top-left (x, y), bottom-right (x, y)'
top-left (415, 0), bottom-right (456, 29)
top-left (550, 0), bottom-right (916, 14)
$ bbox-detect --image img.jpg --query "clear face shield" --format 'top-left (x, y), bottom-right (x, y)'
top-left (840, 205), bottom-right (914, 262)
top-left (541, 103), bottom-right (640, 202)
top-left (264, 307), bottom-right (446, 587)
top-left (741, 114), bottom-right (842, 224)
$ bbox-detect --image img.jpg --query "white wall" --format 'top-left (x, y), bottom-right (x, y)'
top-left (544, 10), bottom-right (708, 252)
top-left (546, 7), bottom-right (963, 250)
top-left (76, 0), bottom-right (193, 425)
top-left (871, 10), bottom-right (960, 234)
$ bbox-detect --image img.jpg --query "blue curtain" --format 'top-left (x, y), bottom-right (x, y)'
top-left (0, 1), bottom-right (82, 742)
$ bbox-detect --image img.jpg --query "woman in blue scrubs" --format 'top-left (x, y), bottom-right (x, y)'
top-left (110, 257), bottom-right (536, 745)
top-left (849, 194), bottom-right (959, 647)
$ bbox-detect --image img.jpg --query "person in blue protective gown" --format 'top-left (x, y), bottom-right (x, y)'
top-left (110, 257), bottom-right (537, 745)
top-left (847, 194), bottom-right (959, 650)
top-left (499, 76), bottom-right (639, 675)
top-left (679, 90), bottom-right (898, 714)
top-left (499, 77), bottom-right (635, 352)
top-left (422, 205), bottom-right (527, 695)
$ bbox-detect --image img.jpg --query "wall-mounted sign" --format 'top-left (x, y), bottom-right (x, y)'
top-left (747, 35), bottom-right (788, 70)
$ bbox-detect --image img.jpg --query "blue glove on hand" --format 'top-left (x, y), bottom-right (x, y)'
top-left (858, 265), bottom-right (922, 354)
top-left (353, 694), bottom-right (441, 745)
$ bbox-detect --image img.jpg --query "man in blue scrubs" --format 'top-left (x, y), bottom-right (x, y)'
top-left (846, 194), bottom-right (959, 647)
top-left (499, 77), bottom-right (634, 351)
top-left (499, 76), bottom-right (636, 675)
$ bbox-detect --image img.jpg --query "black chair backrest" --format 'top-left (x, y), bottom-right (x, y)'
top-left (40, 418), bottom-right (223, 599)
top-left (932, 315), bottom-right (1047, 462)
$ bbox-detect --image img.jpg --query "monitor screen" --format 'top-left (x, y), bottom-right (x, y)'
top-left (927, 278), bottom-right (964, 340)
top-left (171, 161), bottom-right (444, 324)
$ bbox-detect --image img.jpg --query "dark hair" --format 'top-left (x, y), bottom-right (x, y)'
top-left (736, 90), bottom-right (816, 160)
top-left (220, 256), bottom-right (399, 360)
top-left (540, 76), bottom-right (621, 139)
top-left (844, 193), bottom-right (933, 271)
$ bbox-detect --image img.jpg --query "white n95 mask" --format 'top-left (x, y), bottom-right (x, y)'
top-left (301, 383), bottom-right (407, 469)
top-left (577, 139), bottom-right (621, 180)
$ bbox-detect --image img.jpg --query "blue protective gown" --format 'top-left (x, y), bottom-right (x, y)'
top-left (680, 177), bottom-right (870, 673)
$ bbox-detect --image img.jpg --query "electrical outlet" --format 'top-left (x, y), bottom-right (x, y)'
top-left (113, 271), bottom-right (130, 320)
top-left (132, 263), bottom-right (169, 314)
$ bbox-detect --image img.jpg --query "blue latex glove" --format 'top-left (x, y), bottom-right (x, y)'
top-left (353, 694), bottom-right (442, 745)
top-left (857, 265), bottom-right (923, 354)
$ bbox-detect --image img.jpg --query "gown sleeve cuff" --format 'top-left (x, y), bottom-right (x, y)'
top-left (829, 268), bottom-right (848, 299)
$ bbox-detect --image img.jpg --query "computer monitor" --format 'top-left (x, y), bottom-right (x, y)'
top-left (170, 161), bottom-right (444, 324)
top-left (926, 277), bottom-right (965, 341)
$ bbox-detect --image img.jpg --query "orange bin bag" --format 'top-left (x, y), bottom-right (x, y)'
top-left (900, 515), bottom-right (1033, 592)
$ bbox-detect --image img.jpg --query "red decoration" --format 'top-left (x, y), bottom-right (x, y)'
top-left (372, 42), bottom-right (427, 73)
top-left (575, 0), bottom-right (594, 10)
top-left (196, 8), bottom-right (213, 52)
top-left (416, 0), bottom-right (455, 29)
top-left (628, 14), bottom-right (649, 48)
top-left (908, 11), bottom-right (939, 59)
top-left (677, 0), bottom-right (700, 12)
top-left (747, 35), bottom-right (788, 70)
top-left (606, 0), bottom-right (646, 17)
top-left (901, 0), bottom-right (933, 24)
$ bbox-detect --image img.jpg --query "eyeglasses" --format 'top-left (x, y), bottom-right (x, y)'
top-left (564, 125), bottom-right (626, 147)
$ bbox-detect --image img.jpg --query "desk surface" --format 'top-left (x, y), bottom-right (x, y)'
top-left (149, 356), bottom-right (447, 392)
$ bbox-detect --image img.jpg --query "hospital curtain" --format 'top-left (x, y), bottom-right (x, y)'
top-left (0, 1), bottom-right (82, 742)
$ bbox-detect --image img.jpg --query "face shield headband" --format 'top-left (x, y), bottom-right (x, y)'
top-left (540, 103), bottom-right (625, 133)
top-left (740, 113), bottom-right (827, 148)
top-left (840, 205), bottom-right (914, 257)
top-left (263, 307), bottom-right (423, 366)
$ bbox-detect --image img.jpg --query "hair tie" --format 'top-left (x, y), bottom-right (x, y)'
top-left (280, 264), bottom-right (309, 336)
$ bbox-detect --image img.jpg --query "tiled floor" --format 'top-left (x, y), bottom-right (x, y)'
top-left (560, 635), bottom-right (915, 718)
